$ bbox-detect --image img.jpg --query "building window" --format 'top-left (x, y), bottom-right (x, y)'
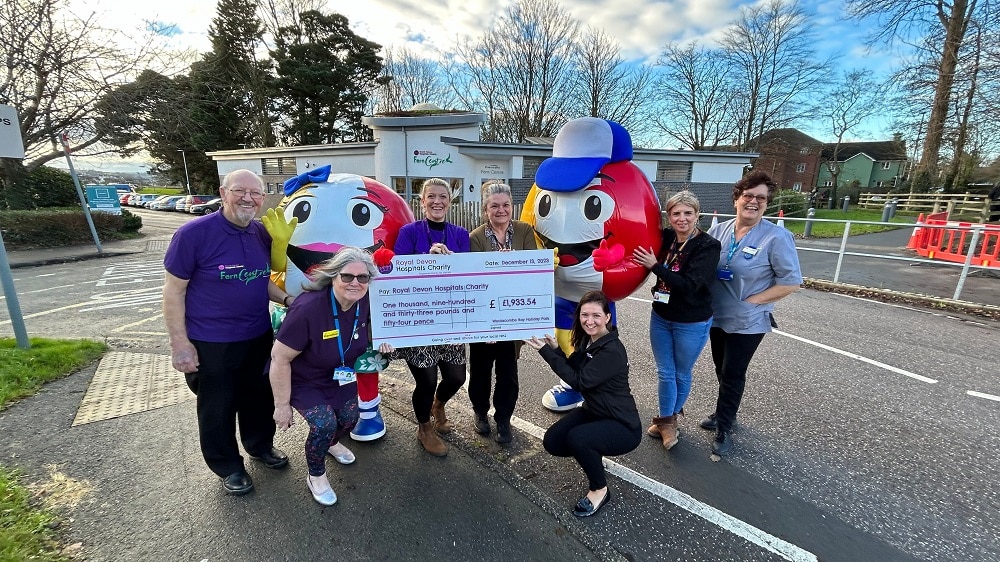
top-left (795, 163), bottom-right (806, 173)
top-left (882, 162), bottom-right (891, 170)
top-left (799, 147), bottom-right (809, 154)
top-left (522, 157), bottom-right (545, 180)
top-left (876, 181), bottom-right (885, 188)
top-left (656, 161), bottom-right (692, 181)
top-left (824, 180), bottom-right (833, 187)
top-left (262, 158), bottom-right (296, 175)
top-left (792, 182), bottom-right (802, 192)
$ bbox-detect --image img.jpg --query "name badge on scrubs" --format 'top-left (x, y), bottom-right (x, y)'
top-left (332, 366), bottom-right (356, 383)
top-left (742, 246), bottom-right (758, 259)
top-left (653, 291), bottom-right (671, 304)
top-left (717, 269), bottom-right (734, 281)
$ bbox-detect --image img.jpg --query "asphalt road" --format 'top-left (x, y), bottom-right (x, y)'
top-left (1, 208), bottom-right (998, 561)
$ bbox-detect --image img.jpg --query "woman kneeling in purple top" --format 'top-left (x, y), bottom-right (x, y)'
top-left (269, 247), bottom-right (393, 506)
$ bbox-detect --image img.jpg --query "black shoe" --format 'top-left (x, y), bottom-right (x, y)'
top-left (573, 489), bottom-right (611, 517)
top-left (712, 430), bottom-right (733, 456)
top-left (221, 471), bottom-right (254, 495)
top-left (474, 413), bottom-right (491, 436)
top-left (250, 447), bottom-right (289, 469)
top-left (495, 422), bottom-right (512, 444)
top-left (699, 413), bottom-right (718, 431)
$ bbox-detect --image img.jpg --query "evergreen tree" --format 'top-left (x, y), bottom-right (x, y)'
top-left (271, 10), bottom-right (383, 145)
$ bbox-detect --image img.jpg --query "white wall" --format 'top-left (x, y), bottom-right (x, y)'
top-left (297, 153), bottom-right (376, 177)
top-left (216, 159), bottom-right (262, 176)
top-left (692, 161), bottom-right (747, 183)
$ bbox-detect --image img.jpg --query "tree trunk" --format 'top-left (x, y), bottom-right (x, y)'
top-left (915, 0), bottom-right (971, 182)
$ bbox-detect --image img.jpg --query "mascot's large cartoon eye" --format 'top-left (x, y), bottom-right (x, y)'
top-left (347, 199), bottom-right (385, 230)
top-left (291, 200), bottom-right (312, 224)
top-left (537, 193), bottom-right (553, 218)
top-left (580, 191), bottom-right (615, 223)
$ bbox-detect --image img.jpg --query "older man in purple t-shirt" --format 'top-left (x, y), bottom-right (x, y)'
top-left (163, 169), bottom-right (294, 496)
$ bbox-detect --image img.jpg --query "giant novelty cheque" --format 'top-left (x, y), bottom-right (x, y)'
top-left (370, 250), bottom-right (555, 348)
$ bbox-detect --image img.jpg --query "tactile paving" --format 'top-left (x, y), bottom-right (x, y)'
top-left (145, 240), bottom-right (170, 251)
top-left (72, 352), bottom-right (192, 426)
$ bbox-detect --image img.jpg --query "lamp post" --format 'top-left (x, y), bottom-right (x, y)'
top-left (177, 149), bottom-right (191, 194)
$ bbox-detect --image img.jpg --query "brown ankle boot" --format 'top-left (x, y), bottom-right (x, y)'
top-left (431, 398), bottom-right (453, 433)
top-left (647, 418), bottom-right (662, 437)
top-left (417, 421), bottom-right (448, 456)
top-left (652, 415), bottom-right (678, 450)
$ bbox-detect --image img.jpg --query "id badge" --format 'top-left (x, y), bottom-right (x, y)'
top-left (653, 291), bottom-right (671, 304)
top-left (332, 367), bottom-right (356, 384)
top-left (717, 269), bottom-right (734, 281)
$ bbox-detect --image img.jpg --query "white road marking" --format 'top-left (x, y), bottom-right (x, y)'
top-left (112, 314), bottom-right (163, 333)
top-left (773, 330), bottom-right (938, 384)
top-left (625, 295), bottom-right (939, 384)
top-left (967, 390), bottom-right (1000, 403)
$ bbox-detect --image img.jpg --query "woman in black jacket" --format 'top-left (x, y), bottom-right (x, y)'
top-left (632, 191), bottom-right (721, 450)
top-left (525, 291), bottom-right (641, 517)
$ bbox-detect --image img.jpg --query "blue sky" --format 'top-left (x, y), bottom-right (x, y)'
top-left (60, 0), bottom-right (905, 171)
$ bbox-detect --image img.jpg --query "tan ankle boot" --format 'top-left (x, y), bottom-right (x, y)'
top-left (652, 415), bottom-right (678, 450)
top-left (418, 421), bottom-right (448, 456)
top-left (431, 398), bottom-right (453, 433)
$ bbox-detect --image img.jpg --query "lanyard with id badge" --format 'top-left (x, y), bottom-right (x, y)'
top-left (326, 291), bottom-right (359, 384)
top-left (719, 224), bottom-right (757, 281)
top-left (653, 234), bottom-right (693, 304)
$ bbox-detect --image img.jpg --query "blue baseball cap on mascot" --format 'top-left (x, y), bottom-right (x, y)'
top-left (535, 117), bottom-right (634, 192)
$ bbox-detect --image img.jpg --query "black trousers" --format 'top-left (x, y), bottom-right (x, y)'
top-left (407, 361), bottom-right (467, 424)
top-left (543, 408), bottom-right (641, 491)
top-left (185, 330), bottom-right (276, 477)
top-left (468, 341), bottom-right (519, 424)
top-left (708, 327), bottom-right (765, 433)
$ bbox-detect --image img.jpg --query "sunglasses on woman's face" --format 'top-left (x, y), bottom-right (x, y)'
top-left (338, 273), bottom-right (371, 284)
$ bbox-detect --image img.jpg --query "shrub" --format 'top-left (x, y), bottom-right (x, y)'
top-left (14, 166), bottom-right (79, 208)
top-left (121, 208), bottom-right (142, 231)
top-left (0, 209), bottom-right (137, 249)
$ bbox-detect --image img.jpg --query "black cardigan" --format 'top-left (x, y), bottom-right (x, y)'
top-left (538, 331), bottom-right (640, 430)
top-left (649, 229), bottom-right (721, 323)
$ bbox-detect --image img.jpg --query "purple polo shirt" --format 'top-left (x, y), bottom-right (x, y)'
top-left (394, 220), bottom-right (471, 255)
top-left (273, 289), bottom-right (371, 410)
top-left (164, 211), bottom-right (273, 342)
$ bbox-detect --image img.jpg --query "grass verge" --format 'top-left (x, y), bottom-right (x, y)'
top-left (0, 338), bottom-right (106, 410)
top-left (781, 208), bottom-right (912, 238)
top-left (0, 467), bottom-right (68, 562)
top-left (0, 337), bottom-right (105, 561)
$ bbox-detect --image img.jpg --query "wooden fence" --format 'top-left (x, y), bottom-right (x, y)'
top-left (858, 192), bottom-right (993, 222)
top-left (408, 201), bottom-right (525, 232)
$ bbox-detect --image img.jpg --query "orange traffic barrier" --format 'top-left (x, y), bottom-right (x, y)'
top-left (910, 211), bottom-right (1000, 268)
top-left (777, 209), bottom-right (785, 229)
top-left (906, 213), bottom-right (925, 249)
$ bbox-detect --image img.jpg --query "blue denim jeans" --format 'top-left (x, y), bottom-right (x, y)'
top-left (649, 312), bottom-right (712, 417)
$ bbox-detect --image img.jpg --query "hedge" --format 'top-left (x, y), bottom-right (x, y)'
top-left (0, 208), bottom-right (142, 249)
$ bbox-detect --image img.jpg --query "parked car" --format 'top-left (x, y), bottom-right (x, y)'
top-left (132, 194), bottom-right (159, 207)
top-left (176, 194), bottom-right (216, 213)
top-left (119, 193), bottom-right (134, 205)
top-left (160, 195), bottom-right (186, 211)
top-left (189, 197), bottom-right (222, 215)
top-left (147, 195), bottom-right (176, 210)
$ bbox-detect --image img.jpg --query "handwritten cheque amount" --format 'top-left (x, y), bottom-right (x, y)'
top-left (371, 249), bottom-right (555, 348)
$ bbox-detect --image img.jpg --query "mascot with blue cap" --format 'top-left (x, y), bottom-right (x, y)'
top-left (521, 118), bottom-right (661, 411)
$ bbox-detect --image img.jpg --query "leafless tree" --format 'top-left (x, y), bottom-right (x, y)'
top-left (0, 0), bottom-right (152, 204)
top-left (816, 70), bottom-right (891, 201)
top-left (455, 0), bottom-right (580, 142)
top-left (721, 0), bottom-right (828, 151)
top-left (653, 41), bottom-right (739, 150)
top-left (845, 0), bottom-right (992, 186)
top-left (258, 0), bottom-right (325, 47)
top-left (374, 47), bottom-right (457, 113)
top-left (571, 28), bottom-right (655, 145)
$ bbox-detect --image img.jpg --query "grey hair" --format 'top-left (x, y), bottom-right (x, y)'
top-left (665, 190), bottom-right (701, 216)
top-left (480, 181), bottom-right (512, 220)
top-left (302, 246), bottom-right (378, 291)
top-left (221, 169), bottom-right (263, 191)
top-left (420, 178), bottom-right (450, 198)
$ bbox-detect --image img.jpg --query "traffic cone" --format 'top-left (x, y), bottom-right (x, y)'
top-left (710, 211), bottom-right (718, 229)
top-left (776, 209), bottom-right (785, 229)
top-left (907, 213), bottom-right (925, 250)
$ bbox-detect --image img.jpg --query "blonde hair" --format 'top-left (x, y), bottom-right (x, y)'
top-left (420, 178), bottom-right (450, 198)
top-left (665, 190), bottom-right (701, 216)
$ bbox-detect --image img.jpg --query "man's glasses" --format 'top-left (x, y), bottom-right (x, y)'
top-left (229, 188), bottom-right (265, 200)
top-left (740, 193), bottom-right (769, 203)
top-left (338, 273), bottom-right (371, 284)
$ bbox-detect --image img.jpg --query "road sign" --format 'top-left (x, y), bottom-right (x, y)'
top-left (0, 104), bottom-right (25, 159)
top-left (85, 185), bottom-right (122, 215)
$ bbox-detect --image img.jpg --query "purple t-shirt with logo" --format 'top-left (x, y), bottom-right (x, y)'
top-left (272, 289), bottom-right (371, 410)
top-left (163, 211), bottom-right (273, 342)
